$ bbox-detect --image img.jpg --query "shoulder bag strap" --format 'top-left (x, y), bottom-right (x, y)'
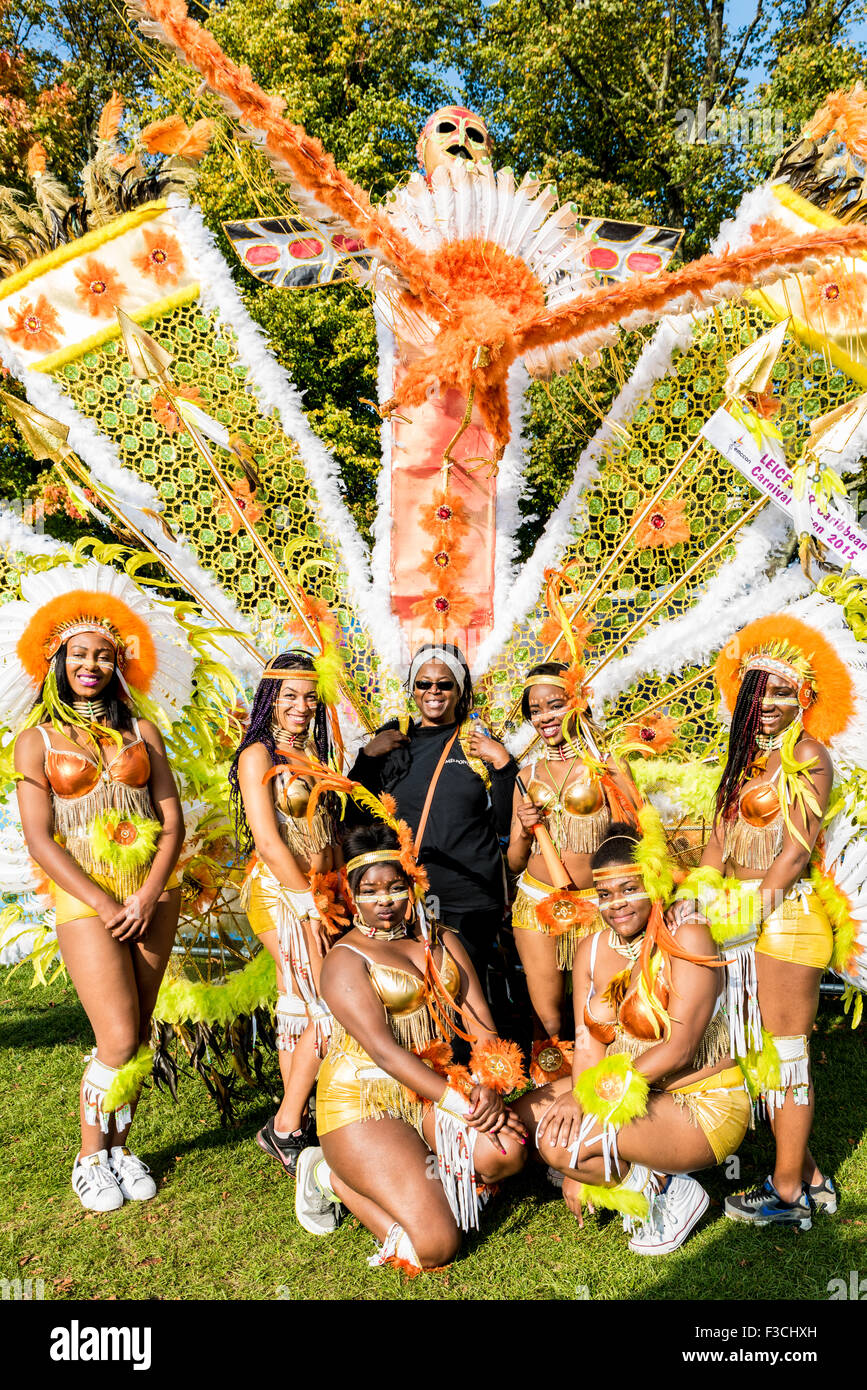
top-left (413, 727), bottom-right (460, 858)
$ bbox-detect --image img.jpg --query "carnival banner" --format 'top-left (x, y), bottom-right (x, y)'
top-left (701, 405), bottom-right (867, 575)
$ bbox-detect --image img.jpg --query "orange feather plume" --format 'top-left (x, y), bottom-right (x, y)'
top-left (98, 91), bottom-right (124, 143)
top-left (16, 590), bottom-right (157, 694)
top-left (141, 114), bottom-right (214, 160)
top-left (469, 1038), bottom-right (528, 1095)
top-left (26, 142), bottom-right (47, 176)
top-left (715, 613), bottom-right (855, 744)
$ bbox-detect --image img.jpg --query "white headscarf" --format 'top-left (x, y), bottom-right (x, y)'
top-left (408, 644), bottom-right (468, 692)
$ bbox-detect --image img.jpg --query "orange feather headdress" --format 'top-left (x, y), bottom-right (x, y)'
top-left (715, 613), bottom-right (855, 744)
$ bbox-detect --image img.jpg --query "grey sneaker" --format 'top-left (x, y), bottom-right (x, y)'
top-left (724, 1177), bottom-right (812, 1231)
top-left (294, 1147), bottom-right (342, 1235)
top-left (808, 1175), bottom-right (838, 1214)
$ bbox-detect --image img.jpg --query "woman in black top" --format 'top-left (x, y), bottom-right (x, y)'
top-left (349, 644), bottom-right (517, 976)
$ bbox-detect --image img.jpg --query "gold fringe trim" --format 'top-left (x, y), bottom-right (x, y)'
top-left (358, 1075), bottom-right (425, 1135)
top-left (277, 807), bottom-right (333, 860)
top-left (723, 815), bottom-right (783, 871)
top-left (512, 886), bottom-right (598, 967)
top-left (53, 783), bottom-right (154, 838)
top-left (609, 1011), bottom-right (730, 1071)
top-left (55, 784), bottom-right (157, 898)
top-left (552, 803), bottom-right (611, 856)
top-left (0, 200), bottom-right (169, 300)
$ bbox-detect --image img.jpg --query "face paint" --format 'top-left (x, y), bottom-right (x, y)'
top-left (598, 891), bottom-right (651, 909)
top-left (417, 106), bottom-right (494, 177)
top-left (354, 889), bottom-right (411, 905)
top-left (762, 696), bottom-right (800, 707)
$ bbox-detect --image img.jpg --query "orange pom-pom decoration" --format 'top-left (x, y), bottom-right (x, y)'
top-left (536, 890), bottom-right (597, 936)
top-left (469, 1038), bottom-right (527, 1095)
top-left (530, 1036), bottom-right (574, 1086)
top-left (444, 1064), bottom-right (474, 1098)
top-left (310, 870), bottom-right (350, 938)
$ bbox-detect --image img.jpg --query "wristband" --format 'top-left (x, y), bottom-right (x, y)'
top-left (284, 887), bottom-right (320, 920)
top-left (436, 1085), bottom-right (473, 1120)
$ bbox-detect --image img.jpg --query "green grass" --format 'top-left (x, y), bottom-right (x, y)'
top-left (2, 966), bottom-right (866, 1302)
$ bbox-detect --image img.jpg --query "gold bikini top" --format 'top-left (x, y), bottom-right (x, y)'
top-left (332, 937), bottom-right (461, 1051)
top-left (525, 758), bottom-right (611, 855)
top-left (723, 765), bottom-right (784, 871)
top-left (269, 763), bottom-right (332, 859)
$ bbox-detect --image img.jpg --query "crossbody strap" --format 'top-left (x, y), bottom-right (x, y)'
top-left (413, 727), bottom-right (460, 859)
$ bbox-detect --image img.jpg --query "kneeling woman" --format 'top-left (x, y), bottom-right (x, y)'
top-left (296, 824), bottom-right (528, 1273)
top-left (518, 814), bottom-right (750, 1256)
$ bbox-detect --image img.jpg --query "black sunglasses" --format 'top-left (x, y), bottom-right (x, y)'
top-left (413, 678), bottom-right (456, 692)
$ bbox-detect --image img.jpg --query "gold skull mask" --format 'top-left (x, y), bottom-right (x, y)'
top-left (416, 106), bottom-right (494, 177)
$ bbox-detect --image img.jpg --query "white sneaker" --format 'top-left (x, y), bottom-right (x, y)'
top-left (110, 1146), bottom-right (157, 1201)
top-left (72, 1150), bottom-right (124, 1212)
top-left (295, 1147), bottom-right (341, 1235)
top-left (628, 1174), bottom-right (709, 1255)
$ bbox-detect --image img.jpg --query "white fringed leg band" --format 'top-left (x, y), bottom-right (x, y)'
top-left (764, 1034), bottom-right (810, 1115)
top-left (275, 993), bottom-right (308, 1052)
top-left (619, 1164), bottom-right (660, 1235)
top-left (722, 931), bottom-right (763, 1060)
top-left (569, 1112), bottom-right (622, 1184)
top-left (367, 1222), bottom-right (422, 1275)
top-left (82, 1052), bottom-right (130, 1134)
top-left (434, 1087), bottom-right (480, 1233)
top-left (273, 880), bottom-right (332, 1058)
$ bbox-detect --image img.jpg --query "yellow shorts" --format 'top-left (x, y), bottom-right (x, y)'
top-left (242, 866), bottom-right (279, 939)
top-left (755, 889), bottom-right (833, 971)
top-left (668, 1065), bottom-right (751, 1164)
top-left (316, 1041), bottom-right (424, 1139)
top-left (54, 871), bottom-right (181, 927)
top-left (512, 871), bottom-right (599, 970)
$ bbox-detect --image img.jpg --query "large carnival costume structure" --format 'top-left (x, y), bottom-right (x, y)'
top-left (0, 2), bottom-right (864, 1230)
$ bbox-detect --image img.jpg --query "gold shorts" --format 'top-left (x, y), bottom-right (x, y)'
top-left (512, 871), bottom-right (598, 970)
top-left (755, 889), bottom-right (833, 971)
top-left (316, 1042), bottom-right (424, 1140)
top-left (243, 868), bottom-right (279, 939)
top-left (54, 870), bottom-right (181, 927)
top-left (668, 1065), bottom-right (751, 1164)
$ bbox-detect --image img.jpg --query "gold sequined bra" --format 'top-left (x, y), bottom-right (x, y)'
top-left (526, 760), bottom-right (611, 855)
top-left (723, 768), bottom-right (783, 872)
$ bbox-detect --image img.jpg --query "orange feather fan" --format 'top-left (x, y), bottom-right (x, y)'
top-left (16, 590), bottom-right (157, 693)
top-left (714, 613), bottom-right (855, 744)
top-left (97, 91), bottom-right (124, 143)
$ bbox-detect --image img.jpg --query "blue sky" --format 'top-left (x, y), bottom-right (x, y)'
top-left (727, 0), bottom-right (867, 88)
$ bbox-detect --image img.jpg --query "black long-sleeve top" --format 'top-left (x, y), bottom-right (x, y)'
top-left (349, 721), bottom-right (518, 919)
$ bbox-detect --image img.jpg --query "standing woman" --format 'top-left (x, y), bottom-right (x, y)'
top-left (230, 648), bottom-right (342, 1175)
top-left (349, 643), bottom-right (517, 979)
top-left (9, 559), bottom-right (189, 1212)
top-left (507, 661), bottom-right (639, 1054)
top-left (682, 613), bottom-right (851, 1228)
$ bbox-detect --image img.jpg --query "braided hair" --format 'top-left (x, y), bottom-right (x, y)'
top-left (715, 668), bottom-right (769, 821)
top-left (228, 650), bottom-right (331, 858)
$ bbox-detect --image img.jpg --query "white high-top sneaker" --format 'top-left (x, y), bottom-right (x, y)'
top-left (628, 1173), bottom-right (709, 1255)
top-left (71, 1150), bottom-right (124, 1212)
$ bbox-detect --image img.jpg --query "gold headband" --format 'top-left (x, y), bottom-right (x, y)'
top-left (743, 654), bottom-right (802, 686)
top-left (46, 621), bottom-right (123, 662)
top-left (260, 662), bottom-right (318, 681)
top-left (523, 675), bottom-right (569, 693)
top-left (345, 850), bottom-right (405, 876)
